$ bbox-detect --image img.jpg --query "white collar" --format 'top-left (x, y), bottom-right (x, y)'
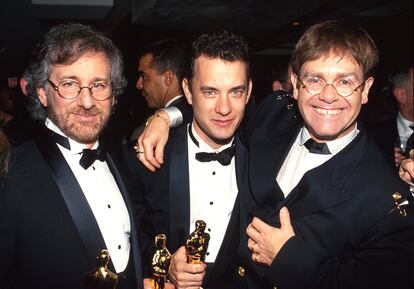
top-left (165, 95), bottom-right (184, 108)
top-left (397, 112), bottom-right (413, 132)
top-left (299, 125), bottom-right (359, 155)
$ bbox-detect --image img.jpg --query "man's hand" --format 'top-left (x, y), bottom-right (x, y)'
top-left (136, 111), bottom-right (171, 172)
top-left (399, 149), bottom-right (414, 185)
top-left (168, 246), bottom-right (206, 289)
top-left (246, 207), bottom-right (295, 266)
top-left (143, 278), bottom-right (175, 289)
top-left (394, 147), bottom-right (405, 167)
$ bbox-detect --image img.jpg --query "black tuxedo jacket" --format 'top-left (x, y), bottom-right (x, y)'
top-left (365, 113), bottom-right (399, 165)
top-left (236, 92), bottom-right (414, 289)
top-left (0, 126), bottom-right (142, 289)
top-left (124, 124), bottom-right (246, 289)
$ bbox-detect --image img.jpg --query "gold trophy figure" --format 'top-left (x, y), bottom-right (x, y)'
top-left (151, 234), bottom-right (172, 289)
top-left (186, 220), bottom-right (210, 264)
top-left (85, 249), bottom-right (118, 289)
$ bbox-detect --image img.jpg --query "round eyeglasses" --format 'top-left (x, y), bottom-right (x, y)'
top-left (297, 76), bottom-right (366, 97)
top-left (47, 79), bottom-right (112, 101)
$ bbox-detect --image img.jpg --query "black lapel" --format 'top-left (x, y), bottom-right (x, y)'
top-left (168, 125), bottom-right (191, 251)
top-left (248, 125), bottom-right (300, 217)
top-left (33, 125), bottom-right (106, 269)
top-left (272, 128), bottom-right (370, 224)
top-left (206, 137), bottom-right (245, 280)
top-left (106, 152), bottom-right (143, 285)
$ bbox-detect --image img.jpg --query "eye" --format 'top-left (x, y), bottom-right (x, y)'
top-left (59, 80), bottom-right (79, 88)
top-left (203, 90), bottom-right (217, 97)
top-left (92, 82), bottom-right (109, 91)
top-left (336, 78), bottom-right (354, 87)
top-left (59, 80), bottom-right (79, 89)
top-left (305, 76), bottom-right (322, 84)
top-left (230, 89), bottom-right (244, 97)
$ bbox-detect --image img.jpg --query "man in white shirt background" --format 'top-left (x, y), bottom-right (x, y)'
top-left (0, 23), bottom-right (142, 289)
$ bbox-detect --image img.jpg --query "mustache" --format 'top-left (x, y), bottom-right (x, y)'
top-left (71, 107), bottom-right (101, 115)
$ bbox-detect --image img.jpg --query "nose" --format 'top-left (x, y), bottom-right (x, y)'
top-left (318, 83), bottom-right (339, 103)
top-left (136, 76), bottom-right (143, 90)
top-left (215, 95), bottom-right (231, 116)
top-left (77, 87), bottom-right (95, 109)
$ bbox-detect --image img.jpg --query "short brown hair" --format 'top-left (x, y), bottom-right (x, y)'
top-left (290, 20), bottom-right (378, 80)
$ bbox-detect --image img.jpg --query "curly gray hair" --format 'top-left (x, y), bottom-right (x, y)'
top-left (23, 23), bottom-right (126, 121)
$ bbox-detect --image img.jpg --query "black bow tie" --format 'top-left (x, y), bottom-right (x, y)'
top-left (304, 138), bottom-right (331, 155)
top-left (195, 145), bottom-right (236, 166)
top-left (79, 147), bottom-right (106, 169)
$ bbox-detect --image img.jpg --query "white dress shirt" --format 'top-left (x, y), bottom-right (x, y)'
top-left (45, 118), bottom-right (131, 273)
top-left (396, 112), bottom-right (413, 152)
top-left (277, 126), bottom-right (359, 197)
top-left (187, 124), bottom-right (238, 262)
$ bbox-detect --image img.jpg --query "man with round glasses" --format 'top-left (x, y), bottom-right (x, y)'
top-left (242, 20), bottom-right (414, 289)
top-left (0, 23), bottom-right (143, 288)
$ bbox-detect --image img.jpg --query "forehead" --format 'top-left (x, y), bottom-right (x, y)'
top-left (193, 55), bottom-right (248, 83)
top-left (301, 53), bottom-right (363, 79)
top-left (50, 52), bottom-right (110, 79)
top-left (139, 53), bottom-right (154, 69)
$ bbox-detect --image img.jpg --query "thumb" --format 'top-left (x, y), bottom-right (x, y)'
top-left (279, 207), bottom-right (293, 233)
top-left (175, 246), bottom-right (187, 261)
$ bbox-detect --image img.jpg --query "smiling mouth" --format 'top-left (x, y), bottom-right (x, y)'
top-left (314, 107), bottom-right (342, 115)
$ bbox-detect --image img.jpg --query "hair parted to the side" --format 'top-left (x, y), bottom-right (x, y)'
top-left (290, 20), bottom-right (378, 81)
top-left (24, 23), bottom-right (126, 121)
top-left (189, 30), bottom-right (250, 80)
top-left (140, 39), bottom-right (189, 84)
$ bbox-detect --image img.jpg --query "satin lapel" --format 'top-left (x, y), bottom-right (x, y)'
top-left (168, 126), bottom-right (191, 251)
top-left (207, 137), bottom-right (244, 280)
top-left (106, 152), bottom-right (143, 284)
top-left (276, 129), bottom-right (369, 223)
top-left (33, 126), bottom-right (106, 269)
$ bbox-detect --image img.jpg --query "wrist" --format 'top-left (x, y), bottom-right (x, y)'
top-left (146, 112), bottom-right (170, 128)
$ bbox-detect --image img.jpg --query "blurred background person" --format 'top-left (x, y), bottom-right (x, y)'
top-left (366, 65), bottom-right (413, 167)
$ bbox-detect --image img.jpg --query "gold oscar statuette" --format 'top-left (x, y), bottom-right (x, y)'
top-left (85, 249), bottom-right (118, 289)
top-left (185, 220), bottom-right (210, 264)
top-left (151, 234), bottom-right (172, 289)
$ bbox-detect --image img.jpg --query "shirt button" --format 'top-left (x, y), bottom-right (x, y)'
top-left (118, 245), bottom-right (121, 249)
top-left (212, 171), bottom-right (216, 175)
top-left (108, 204), bottom-right (111, 209)
top-left (209, 201), bottom-right (213, 205)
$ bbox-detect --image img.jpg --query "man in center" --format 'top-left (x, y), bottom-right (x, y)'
top-left (124, 31), bottom-right (252, 289)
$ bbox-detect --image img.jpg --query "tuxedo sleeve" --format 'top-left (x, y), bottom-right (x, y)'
top-left (119, 143), bottom-right (154, 278)
top-left (239, 91), bottom-right (298, 147)
top-left (264, 211), bottom-right (414, 289)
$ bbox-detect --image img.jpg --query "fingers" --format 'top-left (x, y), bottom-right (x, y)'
top-left (154, 136), bottom-right (167, 165)
top-left (136, 133), bottom-right (157, 172)
top-left (279, 207), bottom-right (294, 235)
top-left (169, 246), bottom-right (206, 289)
top-left (142, 136), bottom-right (162, 170)
top-left (247, 238), bottom-right (256, 252)
top-left (143, 278), bottom-right (152, 289)
top-left (246, 219), bottom-right (261, 241)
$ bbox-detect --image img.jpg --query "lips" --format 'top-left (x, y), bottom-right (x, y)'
top-left (314, 107), bottom-right (342, 115)
top-left (212, 119), bottom-right (233, 127)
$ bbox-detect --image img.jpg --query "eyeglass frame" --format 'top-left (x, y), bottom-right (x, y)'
top-left (296, 76), bottom-right (366, 97)
top-left (47, 79), bottom-right (113, 101)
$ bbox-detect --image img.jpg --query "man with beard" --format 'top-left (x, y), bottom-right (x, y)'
top-left (0, 23), bottom-right (142, 289)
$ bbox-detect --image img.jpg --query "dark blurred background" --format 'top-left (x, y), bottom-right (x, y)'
top-left (0, 0), bottom-right (412, 145)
